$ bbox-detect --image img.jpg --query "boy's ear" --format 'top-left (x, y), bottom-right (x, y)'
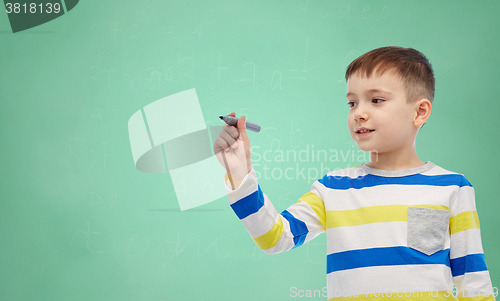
top-left (414, 98), bottom-right (431, 128)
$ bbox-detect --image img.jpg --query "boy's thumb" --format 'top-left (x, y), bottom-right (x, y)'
top-left (237, 116), bottom-right (249, 141)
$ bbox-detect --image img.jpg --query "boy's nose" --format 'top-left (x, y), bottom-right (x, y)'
top-left (354, 110), bottom-right (368, 121)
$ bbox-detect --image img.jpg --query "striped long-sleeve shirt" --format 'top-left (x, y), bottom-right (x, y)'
top-left (224, 161), bottom-right (495, 301)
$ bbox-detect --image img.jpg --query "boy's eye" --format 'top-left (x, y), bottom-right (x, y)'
top-left (347, 99), bottom-right (384, 108)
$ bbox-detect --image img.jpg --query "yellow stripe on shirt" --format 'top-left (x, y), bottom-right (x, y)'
top-left (459, 295), bottom-right (495, 301)
top-left (253, 215), bottom-right (285, 250)
top-left (298, 192), bottom-right (326, 231)
top-left (449, 210), bottom-right (480, 235)
top-left (326, 204), bottom-right (449, 229)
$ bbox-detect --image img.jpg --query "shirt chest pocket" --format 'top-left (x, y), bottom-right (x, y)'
top-left (407, 207), bottom-right (449, 256)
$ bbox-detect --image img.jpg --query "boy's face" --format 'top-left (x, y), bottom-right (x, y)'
top-left (346, 70), bottom-right (420, 153)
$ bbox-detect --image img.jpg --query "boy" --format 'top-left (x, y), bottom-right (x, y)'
top-left (213, 46), bottom-right (495, 300)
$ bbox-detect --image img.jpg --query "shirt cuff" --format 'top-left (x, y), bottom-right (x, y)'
top-left (224, 167), bottom-right (258, 205)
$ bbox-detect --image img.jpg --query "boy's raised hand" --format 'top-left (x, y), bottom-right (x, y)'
top-left (213, 112), bottom-right (252, 186)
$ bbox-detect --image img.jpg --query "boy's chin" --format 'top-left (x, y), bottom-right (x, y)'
top-left (357, 146), bottom-right (371, 152)
top-left (352, 142), bottom-right (371, 151)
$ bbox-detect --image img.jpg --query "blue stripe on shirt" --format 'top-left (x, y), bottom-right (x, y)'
top-left (281, 210), bottom-right (308, 249)
top-left (319, 173), bottom-right (471, 190)
top-left (326, 247), bottom-right (450, 274)
top-left (230, 184), bottom-right (264, 220)
top-left (450, 253), bottom-right (488, 277)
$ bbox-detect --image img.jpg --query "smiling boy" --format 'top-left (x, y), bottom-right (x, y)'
top-left (346, 66), bottom-right (430, 171)
top-left (214, 46), bottom-right (495, 300)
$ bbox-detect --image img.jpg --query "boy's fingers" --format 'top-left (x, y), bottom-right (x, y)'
top-left (219, 130), bottom-right (237, 147)
top-left (214, 136), bottom-right (230, 152)
top-left (224, 124), bottom-right (239, 139)
top-left (237, 116), bottom-right (249, 143)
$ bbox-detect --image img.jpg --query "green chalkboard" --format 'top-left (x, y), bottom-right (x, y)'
top-left (0, 0), bottom-right (499, 300)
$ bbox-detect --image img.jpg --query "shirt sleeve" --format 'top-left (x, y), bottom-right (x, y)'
top-left (225, 167), bottom-right (327, 254)
top-left (449, 175), bottom-right (496, 300)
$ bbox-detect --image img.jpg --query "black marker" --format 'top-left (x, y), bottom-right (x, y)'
top-left (219, 115), bottom-right (261, 132)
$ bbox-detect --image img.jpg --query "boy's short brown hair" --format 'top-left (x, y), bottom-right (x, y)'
top-left (345, 46), bottom-right (435, 105)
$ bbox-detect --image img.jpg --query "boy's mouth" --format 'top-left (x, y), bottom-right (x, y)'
top-left (356, 129), bottom-right (375, 138)
top-left (355, 129), bottom-right (375, 133)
